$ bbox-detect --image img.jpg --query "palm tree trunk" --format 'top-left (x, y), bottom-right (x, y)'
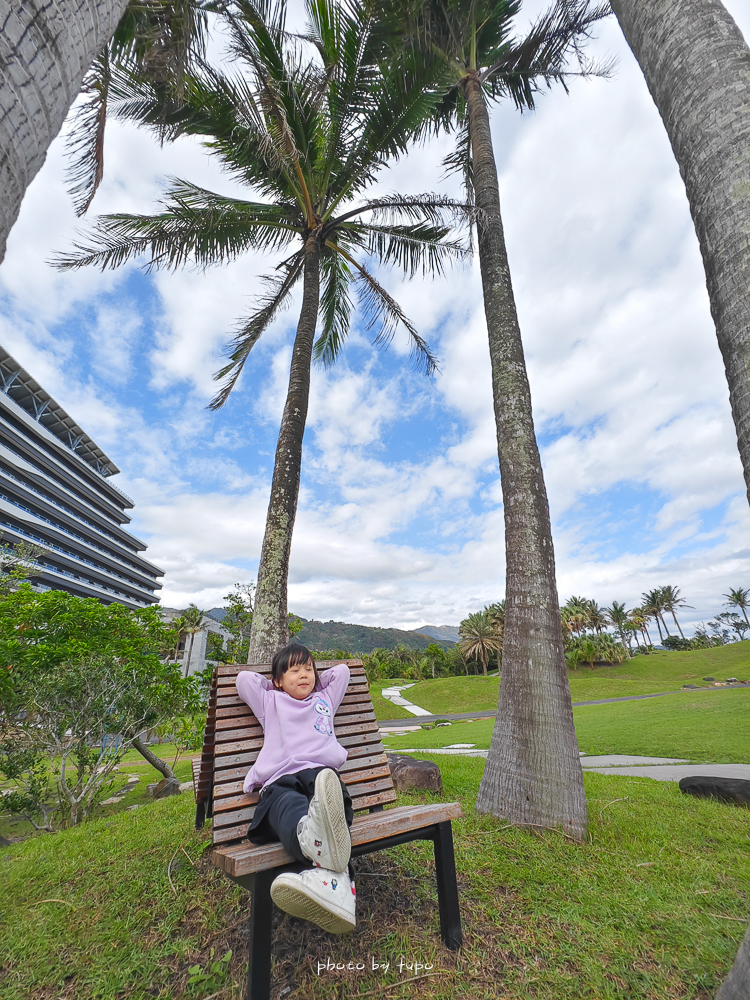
top-left (671, 611), bottom-right (685, 639)
top-left (247, 232), bottom-right (321, 664)
top-left (660, 612), bottom-right (671, 637)
top-left (610, 0), bottom-right (750, 506)
top-left (652, 614), bottom-right (663, 643)
top-left (717, 923), bottom-right (750, 1000)
top-left (0, 0), bottom-right (130, 262)
top-left (463, 74), bottom-right (587, 840)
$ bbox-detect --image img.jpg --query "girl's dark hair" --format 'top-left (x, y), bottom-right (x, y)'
top-left (271, 643), bottom-right (319, 689)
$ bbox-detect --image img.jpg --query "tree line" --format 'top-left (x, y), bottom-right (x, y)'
top-left (457, 585), bottom-right (750, 674)
top-left (3, 0), bottom-right (750, 852)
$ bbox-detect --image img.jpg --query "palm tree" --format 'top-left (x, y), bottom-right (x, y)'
top-left (56, 0), bottom-right (467, 663)
top-left (659, 585), bottom-right (691, 639)
top-left (724, 587), bottom-right (750, 628)
top-left (394, 0), bottom-right (608, 841)
top-left (628, 607), bottom-right (653, 648)
top-left (459, 611), bottom-right (501, 676)
top-left (604, 600), bottom-right (631, 657)
top-left (610, 0), bottom-right (750, 509)
top-left (180, 603), bottom-right (207, 676)
top-left (641, 589), bottom-right (670, 642)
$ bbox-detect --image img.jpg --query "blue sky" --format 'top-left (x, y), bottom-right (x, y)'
top-left (0, 1), bottom-right (749, 633)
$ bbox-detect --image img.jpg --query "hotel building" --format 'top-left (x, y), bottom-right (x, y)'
top-left (0, 347), bottom-right (162, 608)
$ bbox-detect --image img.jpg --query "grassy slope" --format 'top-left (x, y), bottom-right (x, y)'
top-left (2, 759), bottom-right (748, 999)
top-left (383, 687), bottom-right (750, 763)
top-left (401, 642), bottom-right (750, 716)
top-left (369, 680), bottom-right (413, 720)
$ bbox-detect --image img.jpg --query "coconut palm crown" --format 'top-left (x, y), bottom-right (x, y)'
top-left (56, 0), bottom-right (470, 661)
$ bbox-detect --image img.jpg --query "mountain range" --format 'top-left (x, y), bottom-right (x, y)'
top-left (205, 609), bottom-right (459, 652)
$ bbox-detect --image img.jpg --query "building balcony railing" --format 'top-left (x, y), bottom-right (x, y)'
top-left (0, 519), bottom-right (158, 600)
top-left (0, 491), bottom-right (158, 587)
top-left (0, 464), bottom-right (139, 555)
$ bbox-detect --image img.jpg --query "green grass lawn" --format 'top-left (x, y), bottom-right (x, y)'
top-left (2, 756), bottom-right (748, 999)
top-left (383, 687), bottom-right (750, 763)
top-left (395, 642), bottom-right (750, 718)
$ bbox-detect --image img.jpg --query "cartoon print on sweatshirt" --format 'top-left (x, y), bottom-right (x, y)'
top-left (313, 698), bottom-right (334, 735)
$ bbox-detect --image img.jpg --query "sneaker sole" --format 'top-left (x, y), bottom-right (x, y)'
top-left (315, 769), bottom-right (351, 871)
top-left (271, 877), bottom-right (355, 934)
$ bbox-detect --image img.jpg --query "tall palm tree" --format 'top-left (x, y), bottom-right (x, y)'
top-left (56, 0), bottom-right (467, 663)
top-left (399, 0), bottom-right (609, 841)
top-left (659, 585), bottom-right (691, 639)
top-left (459, 610), bottom-right (502, 676)
top-left (724, 587), bottom-right (750, 628)
top-left (604, 600), bottom-right (631, 657)
top-left (610, 0), bottom-right (750, 511)
top-left (642, 588), bottom-right (670, 642)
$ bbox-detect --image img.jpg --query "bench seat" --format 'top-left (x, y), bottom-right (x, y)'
top-left (213, 801), bottom-right (462, 876)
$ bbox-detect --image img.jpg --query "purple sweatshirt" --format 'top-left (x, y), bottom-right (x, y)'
top-left (236, 663), bottom-right (350, 793)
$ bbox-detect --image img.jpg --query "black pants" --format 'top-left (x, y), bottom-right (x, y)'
top-left (247, 767), bottom-right (354, 864)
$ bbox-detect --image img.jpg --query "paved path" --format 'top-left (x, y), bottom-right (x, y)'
top-left (380, 684), bottom-right (433, 717)
top-left (381, 745), bottom-right (750, 781)
top-left (377, 683), bottom-right (750, 729)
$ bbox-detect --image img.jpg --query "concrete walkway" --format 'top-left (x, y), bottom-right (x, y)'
top-left (380, 684), bottom-right (433, 717)
top-left (381, 746), bottom-right (750, 781)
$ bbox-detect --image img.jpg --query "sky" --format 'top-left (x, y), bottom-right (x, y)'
top-left (1, 1), bottom-right (749, 634)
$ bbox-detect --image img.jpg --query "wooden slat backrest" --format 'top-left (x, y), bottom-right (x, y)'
top-left (202, 660), bottom-right (397, 846)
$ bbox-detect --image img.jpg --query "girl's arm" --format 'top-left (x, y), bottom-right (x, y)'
top-left (236, 670), bottom-right (273, 725)
top-left (318, 663), bottom-right (350, 712)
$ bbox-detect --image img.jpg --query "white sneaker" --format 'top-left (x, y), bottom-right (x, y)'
top-left (297, 769), bottom-right (351, 872)
top-left (271, 867), bottom-right (356, 934)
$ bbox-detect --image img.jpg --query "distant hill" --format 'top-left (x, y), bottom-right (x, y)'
top-left (295, 619), bottom-right (455, 653)
top-left (204, 610), bottom-right (457, 652)
top-left (413, 624), bottom-right (460, 643)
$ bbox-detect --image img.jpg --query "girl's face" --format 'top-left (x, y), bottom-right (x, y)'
top-left (277, 658), bottom-right (316, 700)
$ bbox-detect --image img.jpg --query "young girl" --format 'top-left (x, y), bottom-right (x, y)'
top-left (236, 643), bottom-right (356, 933)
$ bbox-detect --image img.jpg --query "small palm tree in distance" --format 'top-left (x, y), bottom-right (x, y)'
top-left (724, 587), bottom-right (750, 628)
top-left (659, 585), bottom-right (692, 639)
top-left (605, 600), bottom-right (631, 657)
top-left (459, 610), bottom-right (501, 676)
top-left (56, 0), bottom-right (469, 662)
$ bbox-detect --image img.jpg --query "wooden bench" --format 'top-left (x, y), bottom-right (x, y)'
top-left (193, 660), bottom-right (463, 1000)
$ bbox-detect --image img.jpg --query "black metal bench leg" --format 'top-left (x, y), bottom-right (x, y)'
top-left (433, 821), bottom-right (462, 950)
top-left (245, 868), bottom-right (275, 1000)
top-left (195, 800), bottom-right (206, 830)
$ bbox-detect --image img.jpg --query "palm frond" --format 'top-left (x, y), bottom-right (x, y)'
top-left (334, 192), bottom-right (473, 228)
top-left (441, 103), bottom-right (474, 205)
top-left (210, 252), bottom-right (305, 408)
top-left (314, 246), bottom-right (354, 366)
top-left (329, 243), bottom-right (438, 375)
top-left (361, 222), bottom-right (470, 277)
top-left (482, 0), bottom-right (613, 108)
top-left (65, 51), bottom-right (110, 216)
top-left (53, 187), bottom-right (301, 273)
